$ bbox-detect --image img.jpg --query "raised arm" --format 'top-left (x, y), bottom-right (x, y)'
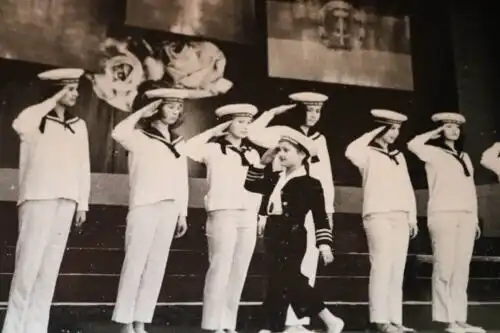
top-left (244, 146), bottom-right (280, 194)
top-left (345, 126), bottom-right (385, 168)
top-left (248, 104), bottom-right (296, 131)
top-left (480, 142), bottom-right (500, 177)
top-left (183, 121), bottom-right (231, 163)
top-left (12, 87), bottom-right (69, 140)
top-left (111, 100), bottom-right (161, 152)
top-left (77, 122), bottom-right (91, 212)
top-left (407, 126), bottom-right (444, 163)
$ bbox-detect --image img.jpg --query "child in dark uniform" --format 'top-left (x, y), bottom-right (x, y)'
top-left (244, 126), bottom-right (344, 333)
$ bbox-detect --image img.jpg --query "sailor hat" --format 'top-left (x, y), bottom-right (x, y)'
top-left (215, 103), bottom-right (258, 118)
top-left (370, 109), bottom-right (408, 125)
top-left (38, 68), bottom-right (84, 85)
top-left (431, 112), bottom-right (466, 125)
top-left (289, 92), bottom-right (328, 105)
top-left (144, 88), bottom-right (190, 102)
top-left (248, 125), bottom-right (316, 157)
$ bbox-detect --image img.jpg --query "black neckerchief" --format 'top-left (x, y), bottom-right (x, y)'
top-left (430, 142), bottom-right (471, 177)
top-left (141, 126), bottom-right (182, 158)
top-left (39, 110), bottom-right (79, 134)
top-left (298, 126), bottom-right (321, 163)
top-left (208, 135), bottom-right (253, 166)
top-left (368, 141), bottom-right (401, 165)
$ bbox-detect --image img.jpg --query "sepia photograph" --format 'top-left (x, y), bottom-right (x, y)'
top-left (1, 1), bottom-right (500, 333)
top-left (266, 0), bottom-right (413, 90)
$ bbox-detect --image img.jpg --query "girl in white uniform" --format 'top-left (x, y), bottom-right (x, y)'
top-left (2, 68), bottom-right (91, 333)
top-left (249, 92), bottom-right (334, 333)
top-left (183, 104), bottom-right (263, 333)
top-left (407, 113), bottom-right (484, 333)
top-left (345, 109), bottom-right (417, 333)
top-left (111, 89), bottom-right (190, 333)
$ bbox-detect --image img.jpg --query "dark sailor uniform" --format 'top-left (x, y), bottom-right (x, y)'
top-left (244, 164), bottom-right (333, 332)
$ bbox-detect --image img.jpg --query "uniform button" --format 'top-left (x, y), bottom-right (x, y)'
top-left (283, 202), bottom-right (288, 206)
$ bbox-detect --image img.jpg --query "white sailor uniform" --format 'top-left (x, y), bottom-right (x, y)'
top-left (111, 92), bottom-right (189, 324)
top-left (345, 110), bottom-right (416, 325)
top-left (2, 69), bottom-right (90, 333)
top-left (407, 112), bottom-right (477, 324)
top-left (183, 104), bottom-right (262, 331)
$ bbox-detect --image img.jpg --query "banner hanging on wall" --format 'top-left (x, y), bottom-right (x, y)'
top-left (266, 0), bottom-right (414, 91)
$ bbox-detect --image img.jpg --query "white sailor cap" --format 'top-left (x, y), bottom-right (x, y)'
top-left (248, 125), bottom-right (316, 157)
top-left (215, 103), bottom-right (258, 118)
top-left (38, 68), bottom-right (84, 85)
top-left (431, 112), bottom-right (466, 125)
top-left (144, 88), bottom-right (190, 102)
top-left (289, 92), bottom-right (328, 105)
top-left (370, 109), bottom-right (408, 125)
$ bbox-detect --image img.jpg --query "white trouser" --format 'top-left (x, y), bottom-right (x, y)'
top-left (202, 209), bottom-right (258, 330)
top-left (363, 211), bottom-right (410, 324)
top-left (2, 199), bottom-right (76, 333)
top-left (428, 211), bottom-right (476, 323)
top-left (112, 200), bottom-right (179, 324)
top-left (285, 211), bottom-right (319, 326)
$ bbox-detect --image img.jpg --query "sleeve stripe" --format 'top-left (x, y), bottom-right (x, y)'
top-left (317, 236), bottom-right (333, 239)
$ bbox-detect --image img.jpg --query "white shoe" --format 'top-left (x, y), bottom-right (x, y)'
top-left (445, 323), bottom-right (466, 333)
top-left (392, 324), bottom-right (416, 332)
top-left (327, 317), bottom-right (345, 333)
top-left (456, 323), bottom-right (486, 333)
top-left (374, 323), bottom-right (399, 333)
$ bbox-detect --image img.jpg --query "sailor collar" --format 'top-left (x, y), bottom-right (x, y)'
top-left (368, 141), bottom-right (401, 165)
top-left (140, 126), bottom-right (183, 158)
top-left (39, 110), bottom-right (80, 134)
top-left (208, 135), bottom-right (255, 166)
top-left (430, 142), bottom-right (471, 177)
top-left (298, 126), bottom-right (321, 163)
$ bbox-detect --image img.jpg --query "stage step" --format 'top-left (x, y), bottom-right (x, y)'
top-left (3, 246), bottom-right (500, 278)
top-left (1, 303), bottom-right (500, 331)
top-left (1, 270), bottom-right (500, 303)
top-left (2, 202), bottom-right (500, 255)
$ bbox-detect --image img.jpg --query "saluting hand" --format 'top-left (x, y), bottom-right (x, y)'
top-left (319, 245), bottom-right (334, 265)
top-left (260, 146), bottom-right (280, 165)
top-left (140, 100), bottom-right (162, 118)
top-left (430, 125), bottom-right (446, 140)
top-left (212, 120), bottom-right (232, 136)
top-left (175, 216), bottom-right (188, 239)
top-left (74, 211), bottom-right (87, 228)
top-left (268, 104), bottom-right (296, 116)
top-left (52, 85), bottom-right (72, 102)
